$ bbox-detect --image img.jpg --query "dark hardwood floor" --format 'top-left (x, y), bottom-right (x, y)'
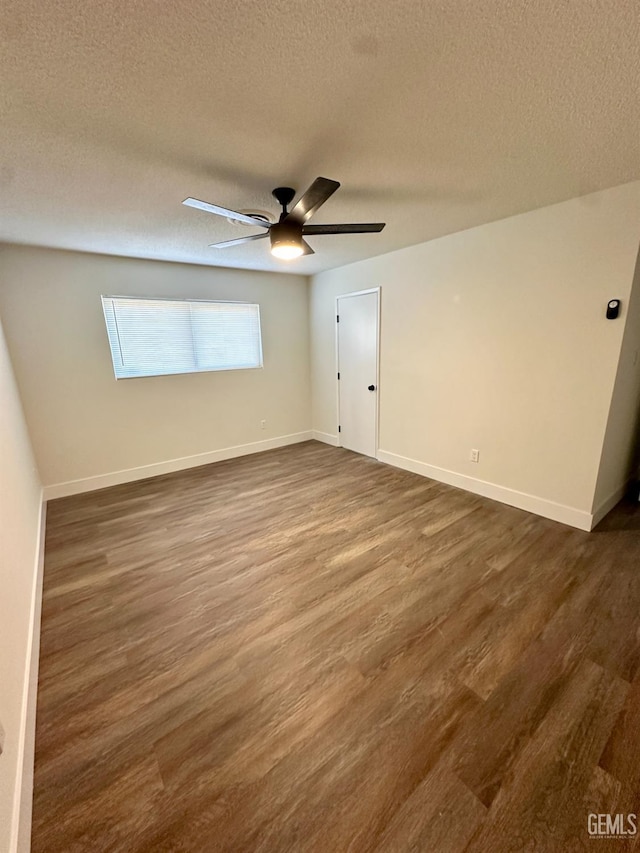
top-left (33, 441), bottom-right (640, 851)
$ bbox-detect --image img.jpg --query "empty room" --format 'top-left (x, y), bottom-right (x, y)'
top-left (2, 1), bottom-right (640, 851)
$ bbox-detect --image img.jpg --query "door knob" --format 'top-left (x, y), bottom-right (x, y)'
top-left (368, 384), bottom-right (376, 391)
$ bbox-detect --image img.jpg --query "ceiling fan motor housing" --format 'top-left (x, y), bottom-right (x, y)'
top-left (270, 219), bottom-right (303, 253)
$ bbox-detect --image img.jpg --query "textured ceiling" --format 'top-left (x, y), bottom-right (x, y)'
top-left (1, 0), bottom-right (639, 274)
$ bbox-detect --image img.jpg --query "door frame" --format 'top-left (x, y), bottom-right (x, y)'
top-left (335, 287), bottom-right (381, 458)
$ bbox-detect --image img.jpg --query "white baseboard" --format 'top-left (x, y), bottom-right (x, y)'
top-left (312, 431), bottom-right (339, 447)
top-left (376, 449), bottom-right (593, 531)
top-left (11, 495), bottom-right (46, 853)
top-left (43, 431), bottom-right (313, 499)
top-left (590, 481), bottom-right (629, 529)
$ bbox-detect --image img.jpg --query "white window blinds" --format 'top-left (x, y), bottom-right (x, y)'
top-left (101, 296), bottom-right (263, 379)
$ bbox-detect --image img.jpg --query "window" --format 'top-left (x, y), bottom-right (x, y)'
top-left (101, 296), bottom-right (263, 379)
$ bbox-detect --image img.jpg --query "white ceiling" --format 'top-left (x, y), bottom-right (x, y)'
top-left (1, 0), bottom-right (639, 275)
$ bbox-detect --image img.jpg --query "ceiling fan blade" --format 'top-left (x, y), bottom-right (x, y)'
top-left (287, 177), bottom-right (340, 223)
top-left (208, 233), bottom-right (269, 249)
top-left (301, 239), bottom-right (315, 255)
top-left (302, 223), bottom-right (386, 234)
top-left (183, 197), bottom-right (271, 229)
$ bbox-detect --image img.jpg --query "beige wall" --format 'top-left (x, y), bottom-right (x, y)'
top-left (311, 181), bottom-right (640, 520)
top-left (593, 245), bottom-right (640, 513)
top-left (0, 247), bottom-right (311, 489)
top-left (0, 312), bottom-right (42, 853)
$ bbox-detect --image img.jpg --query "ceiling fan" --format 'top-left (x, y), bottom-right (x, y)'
top-left (183, 177), bottom-right (385, 260)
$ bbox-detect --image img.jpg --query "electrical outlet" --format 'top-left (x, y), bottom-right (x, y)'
top-left (260, 419), bottom-right (267, 430)
top-left (470, 449), bottom-right (479, 463)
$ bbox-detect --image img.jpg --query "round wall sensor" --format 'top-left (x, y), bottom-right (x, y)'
top-left (606, 299), bottom-right (621, 319)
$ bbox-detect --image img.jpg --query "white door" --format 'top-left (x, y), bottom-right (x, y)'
top-left (337, 290), bottom-right (379, 457)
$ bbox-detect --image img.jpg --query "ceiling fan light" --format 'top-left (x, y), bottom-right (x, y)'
top-left (270, 221), bottom-right (304, 260)
top-left (271, 241), bottom-right (304, 260)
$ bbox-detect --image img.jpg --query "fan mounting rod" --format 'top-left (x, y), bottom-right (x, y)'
top-left (272, 187), bottom-right (296, 218)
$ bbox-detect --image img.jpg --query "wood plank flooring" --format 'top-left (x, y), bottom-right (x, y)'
top-left (33, 441), bottom-right (640, 852)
